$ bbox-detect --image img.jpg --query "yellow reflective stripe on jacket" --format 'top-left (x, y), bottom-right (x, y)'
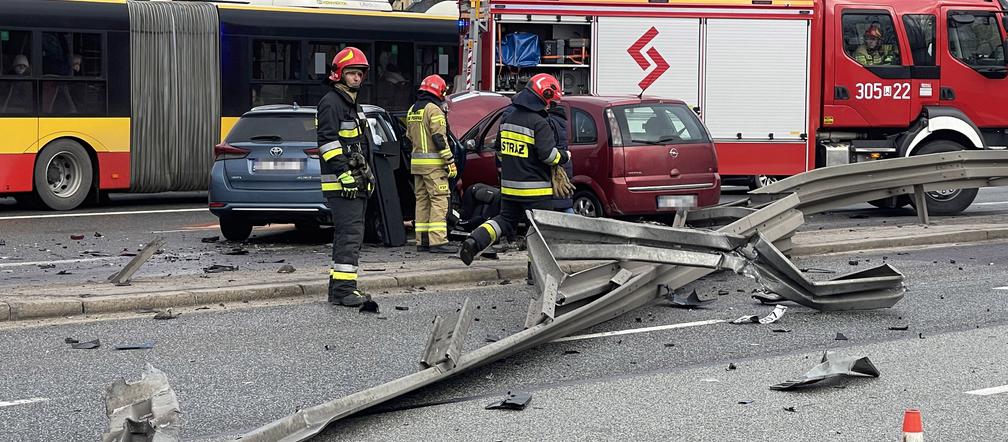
top-left (500, 130), bottom-right (535, 144)
top-left (501, 179), bottom-right (552, 197)
top-left (321, 148), bottom-right (343, 161)
top-left (330, 270), bottom-right (358, 280)
top-left (338, 127), bottom-right (361, 138)
top-left (430, 115), bottom-right (446, 125)
top-left (438, 148), bottom-right (454, 160)
top-left (321, 182), bottom-right (344, 191)
top-left (410, 152), bottom-right (445, 166)
top-left (545, 147), bottom-right (561, 165)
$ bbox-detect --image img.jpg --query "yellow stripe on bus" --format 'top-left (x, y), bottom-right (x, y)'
top-left (0, 118), bottom-right (39, 154)
top-left (38, 118), bottom-right (131, 153)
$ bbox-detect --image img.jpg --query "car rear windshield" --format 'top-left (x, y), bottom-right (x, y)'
top-left (226, 113), bottom-right (316, 143)
top-left (611, 104), bottom-right (710, 146)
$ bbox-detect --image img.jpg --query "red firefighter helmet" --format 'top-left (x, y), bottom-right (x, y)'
top-left (329, 47), bottom-right (369, 82)
top-left (419, 74), bottom-right (449, 100)
top-left (527, 73), bottom-right (562, 104)
top-left (864, 24), bottom-right (883, 40)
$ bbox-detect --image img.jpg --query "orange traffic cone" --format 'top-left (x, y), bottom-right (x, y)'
top-left (901, 409), bottom-right (923, 441)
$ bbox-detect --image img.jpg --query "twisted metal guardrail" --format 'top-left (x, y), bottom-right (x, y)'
top-left (239, 151), bottom-right (1008, 441)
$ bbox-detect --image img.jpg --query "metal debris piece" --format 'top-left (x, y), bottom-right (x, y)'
top-left (800, 267), bottom-right (836, 274)
top-left (727, 363), bottom-right (737, 371)
top-left (153, 309), bottom-right (179, 320)
top-left (835, 332), bottom-right (848, 341)
top-left (848, 260), bottom-right (859, 266)
top-left (65, 337), bottom-right (80, 344)
top-left (394, 306), bottom-right (409, 311)
top-left (202, 264), bottom-right (238, 273)
top-left (420, 298), bottom-right (475, 370)
top-left (738, 400), bottom-right (754, 405)
top-left (359, 301), bottom-right (380, 314)
top-left (71, 234), bottom-right (85, 240)
top-left (95, 232), bottom-right (104, 238)
top-left (102, 364), bottom-right (180, 442)
top-left (773, 329), bottom-right (792, 333)
top-left (223, 247), bottom-right (248, 256)
top-left (784, 406), bottom-right (797, 412)
top-left (888, 325), bottom-right (909, 331)
top-left (770, 351), bottom-right (880, 391)
top-left (485, 334), bottom-right (500, 343)
top-left (71, 339), bottom-right (101, 350)
top-left (733, 305), bottom-right (787, 325)
top-left (108, 237), bottom-right (167, 284)
top-left (38, 264), bottom-right (56, 269)
top-left (114, 341), bottom-right (156, 351)
top-left (201, 236), bottom-right (219, 243)
top-left (662, 287), bottom-right (715, 308)
top-left (57, 270), bottom-right (73, 275)
top-left (277, 264), bottom-right (296, 274)
top-left (485, 391), bottom-right (532, 410)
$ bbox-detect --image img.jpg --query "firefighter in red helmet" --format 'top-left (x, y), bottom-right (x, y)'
top-left (317, 46), bottom-right (374, 307)
top-left (459, 73), bottom-right (569, 265)
top-left (406, 74), bottom-right (458, 253)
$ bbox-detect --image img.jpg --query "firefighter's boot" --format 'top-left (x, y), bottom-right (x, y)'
top-left (459, 238), bottom-right (479, 266)
top-left (339, 289), bottom-right (369, 307)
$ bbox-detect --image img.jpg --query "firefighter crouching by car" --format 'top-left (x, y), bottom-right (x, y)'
top-left (459, 73), bottom-right (569, 265)
top-left (406, 74), bottom-right (458, 254)
top-left (317, 47), bottom-right (374, 307)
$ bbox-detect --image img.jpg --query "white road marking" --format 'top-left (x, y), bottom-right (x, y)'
top-left (971, 201), bottom-right (1008, 206)
top-left (0, 208), bottom-right (206, 221)
top-left (0, 397), bottom-right (49, 408)
top-left (0, 257), bottom-right (117, 269)
top-left (552, 319), bottom-right (725, 343)
top-left (966, 384), bottom-right (1008, 396)
top-left (994, 287), bottom-right (1008, 290)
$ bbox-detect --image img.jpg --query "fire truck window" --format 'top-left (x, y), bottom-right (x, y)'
top-left (571, 109), bottom-right (597, 144)
top-left (903, 15), bottom-right (936, 66)
top-left (947, 12), bottom-right (1006, 67)
top-left (842, 13), bottom-right (901, 66)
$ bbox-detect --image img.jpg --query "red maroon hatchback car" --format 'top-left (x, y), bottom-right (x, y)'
top-left (456, 94), bottom-right (721, 217)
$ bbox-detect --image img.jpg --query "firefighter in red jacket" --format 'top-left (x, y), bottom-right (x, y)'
top-left (460, 73), bottom-right (569, 265)
top-left (317, 47), bottom-right (374, 307)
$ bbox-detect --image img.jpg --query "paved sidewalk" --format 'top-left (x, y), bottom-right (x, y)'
top-left (2, 218), bottom-right (1007, 322)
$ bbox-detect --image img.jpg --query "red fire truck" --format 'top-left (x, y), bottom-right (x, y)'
top-left (474, 0), bottom-right (1008, 214)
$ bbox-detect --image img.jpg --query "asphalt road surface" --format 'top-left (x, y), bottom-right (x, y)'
top-left (1, 187), bottom-right (1007, 289)
top-left (1, 242), bottom-right (1006, 440)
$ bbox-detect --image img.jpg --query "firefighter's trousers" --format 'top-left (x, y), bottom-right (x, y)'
top-left (468, 199), bottom-right (552, 254)
top-left (326, 196), bottom-right (366, 302)
top-left (413, 169), bottom-right (451, 247)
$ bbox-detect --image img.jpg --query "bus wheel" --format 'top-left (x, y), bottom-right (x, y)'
top-left (33, 139), bottom-right (93, 211)
top-left (908, 140), bottom-right (978, 216)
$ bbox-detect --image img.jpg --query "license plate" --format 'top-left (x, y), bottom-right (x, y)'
top-left (657, 195), bottom-right (697, 209)
top-left (254, 159), bottom-right (303, 171)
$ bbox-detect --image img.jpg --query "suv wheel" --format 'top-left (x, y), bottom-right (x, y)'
top-left (573, 190), bottom-right (603, 218)
top-left (220, 218), bottom-right (253, 241)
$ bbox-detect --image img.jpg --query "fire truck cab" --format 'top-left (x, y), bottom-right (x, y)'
top-left (473, 0), bottom-right (1008, 214)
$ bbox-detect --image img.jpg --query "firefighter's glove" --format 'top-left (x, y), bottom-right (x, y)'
top-left (551, 165), bottom-right (575, 199)
top-left (446, 162), bottom-right (458, 179)
top-left (338, 171), bottom-right (358, 199)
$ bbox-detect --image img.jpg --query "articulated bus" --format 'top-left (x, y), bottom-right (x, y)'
top-left (0, 0), bottom-right (459, 210)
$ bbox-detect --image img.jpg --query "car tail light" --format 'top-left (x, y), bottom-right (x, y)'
top-left (214, 143), bottom-right (250, 160)
top-left (605, 108), bottom-right (622, 146)
top-left (303, 148), bottom-right (320, 159)
top-left (209, 202), bottom-right (225, 208)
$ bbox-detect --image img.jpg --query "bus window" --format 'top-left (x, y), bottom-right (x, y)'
top-left (43, 32), bottom-right (101, 77)
top-left (375, 42), bottom-right (413, 111)
top-left (253, 40), bottom-right (300, 80)
top-left (1, 30), bottom-right (32, 76)
top-left (306, 42), bottom-right (373, 107)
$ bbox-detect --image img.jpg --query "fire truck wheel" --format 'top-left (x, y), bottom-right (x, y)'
top-left (908, 139), bottom-right (979, 215)
top-left (33, 139), bottom-right (93, 211)
top-left (748, 175), bottom-right (783, 190)
top-left (573, 190), bottom-right (603, 218)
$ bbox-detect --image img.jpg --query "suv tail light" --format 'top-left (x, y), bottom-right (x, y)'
top-left (214, 143), bottom-right (250, 160)
top-left (303, 147), bottom-right (320, 159)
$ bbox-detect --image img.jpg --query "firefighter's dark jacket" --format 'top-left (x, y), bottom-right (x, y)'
top-left (496, 89), bottom-right (569, 201)
top-left (317, 84), bottom-right (370, 199)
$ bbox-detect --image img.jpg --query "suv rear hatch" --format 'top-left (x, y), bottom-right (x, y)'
top-left (221, 113), bottom-right (319, 191)
top-left (610, 103), bottom-right (718, 203)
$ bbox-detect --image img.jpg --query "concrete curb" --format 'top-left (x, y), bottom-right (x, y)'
top-left (788, 227), bottom-right (1008, 256)
top-left (2, 229), bottom-right (1003, 323)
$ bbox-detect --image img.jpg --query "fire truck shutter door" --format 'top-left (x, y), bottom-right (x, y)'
top-left (703, 19), bottom-right (809, 142)
top-left (594, 16), bottom-right (700, 105)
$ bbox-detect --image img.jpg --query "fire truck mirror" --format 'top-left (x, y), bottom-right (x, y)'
top-left (951, 14), bottom-right (976, 25)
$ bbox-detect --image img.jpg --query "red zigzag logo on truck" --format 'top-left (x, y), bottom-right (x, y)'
top-left (627, 27), bottom-right (669, 91)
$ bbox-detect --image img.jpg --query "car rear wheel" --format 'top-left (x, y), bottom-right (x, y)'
top-left (908, 140), bottom-right (978, 215)
top-left (748, 175), bottom-right (784, 190)
top-left (572, 190), bottom-right (603, 218)
top-left (33, 139), bottom-right (93, 211)
top-left (220, 218), bottom-right (253, 242)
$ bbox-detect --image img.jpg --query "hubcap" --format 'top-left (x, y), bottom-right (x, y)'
top-left (758, 175), bottom-right (779, 187)
top-left (574, 197), bottom-right (598, 217)
top-left (927, 188), bottom-right (960, 202)
top-left (46, 151), bottom-right (83, 198)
